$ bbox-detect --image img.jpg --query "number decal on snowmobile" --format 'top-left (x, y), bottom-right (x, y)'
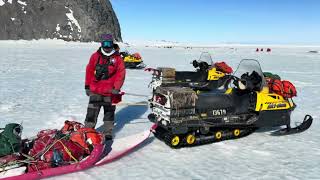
top-left (212, 109), bottom-right (227, 116)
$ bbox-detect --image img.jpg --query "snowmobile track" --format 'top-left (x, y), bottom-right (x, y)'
top-left (153, 126), bottom-right (256, 148)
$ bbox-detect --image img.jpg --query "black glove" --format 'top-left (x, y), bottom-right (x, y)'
top-left (192, 60), bottom-right (199, 68)
top-left (111, 89), bottom-right (120, 95)
top-left (85, 85), bottom-right (91, 96)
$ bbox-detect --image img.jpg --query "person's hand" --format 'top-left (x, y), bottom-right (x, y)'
top-left (86, 89), bottom-right (91, 96)
top-left (111, 89), bottom-right (120, 95)
top-left (85, 85), bottom-right (91, 96)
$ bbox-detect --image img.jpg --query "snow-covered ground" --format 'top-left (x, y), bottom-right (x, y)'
top-left (0, 40), bottom-right (319, 180)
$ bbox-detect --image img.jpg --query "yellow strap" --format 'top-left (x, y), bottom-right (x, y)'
top-left (57, 140), bottom-right (78, 163)
top-left (33, 135), bottom-right (68, 159)
top-left (33, 135), bottom-right (79, 163)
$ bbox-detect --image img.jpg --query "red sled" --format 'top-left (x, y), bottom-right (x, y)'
top-left (1, 145), bottom-right (104, 180)
top-left (0, 125), bottom-right (155, 180)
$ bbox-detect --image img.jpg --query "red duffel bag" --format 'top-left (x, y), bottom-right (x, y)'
top-left (268, 79), bottom-right (283, 96)
top-left (28, 128), bottom-right (87, 172)
top-left (61, 120), bottom-right (84, 134)
top-left (268, 79), bottom-right (297, 98)
top-left (132, 53), bottom-right (142, 59)
top-left (43, 139), bottom-right (86, 162)
top-left (282, 80), bottom-right (297, 98)
top-left (28, 129), bottom-right (57, 157)
top-left (214, 62), bottom-right (233, 74)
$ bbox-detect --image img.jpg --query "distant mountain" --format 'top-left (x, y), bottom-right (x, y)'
top-left (0, 0), bottom-right (122, 42)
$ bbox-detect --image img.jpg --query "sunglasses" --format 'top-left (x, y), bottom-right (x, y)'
top-left (101, 41), bottom-right (113, 48)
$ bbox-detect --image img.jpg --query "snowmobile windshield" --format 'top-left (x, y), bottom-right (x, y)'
top-left (121, 49), bottom-right (130, 54)
top-left (124, 47), bottom-right (139, 54)
top-left (233, 59), bottom-right (266, 91)
top-left (198, 52), bottom-right (213, 65)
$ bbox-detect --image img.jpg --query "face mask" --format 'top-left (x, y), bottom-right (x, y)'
top-left (101, 48), bottom-right (115, 56)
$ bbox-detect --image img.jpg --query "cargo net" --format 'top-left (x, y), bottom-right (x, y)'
top-left (155, 86), bottom-right (197, 117)
top-left (157, 67), bottom-right (176, 81)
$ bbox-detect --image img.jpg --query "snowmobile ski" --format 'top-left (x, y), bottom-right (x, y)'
top-left (271, 115), bottom-right (313, 136)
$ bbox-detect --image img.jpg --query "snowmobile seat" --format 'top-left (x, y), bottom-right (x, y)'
top-left (175, 71), bottom-right (207, 82)
top-left (196, 93), bottom-right (234, 110)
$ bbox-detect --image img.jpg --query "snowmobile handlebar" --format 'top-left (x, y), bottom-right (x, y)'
top-left (228, 73), bottom-right (262, 91)
top-left (144, 68), bottom-right (155, 72)
top-left (225, 75), bottom-right (241, 89)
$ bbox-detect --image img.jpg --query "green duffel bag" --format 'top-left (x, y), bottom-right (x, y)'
top-left (263, 72), bottom-right (281, 80)
top-left (0, 123), bottom-right (23, 157)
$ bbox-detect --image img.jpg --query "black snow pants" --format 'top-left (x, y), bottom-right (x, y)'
top-left (84, 94), bottom-right (115, 137)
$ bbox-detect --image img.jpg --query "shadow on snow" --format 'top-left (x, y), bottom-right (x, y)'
top-left (96, 104), bottom-right (149, 135)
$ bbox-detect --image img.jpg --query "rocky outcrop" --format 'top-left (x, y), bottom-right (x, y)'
top-left (0, 0), bottom-right (122, 42)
